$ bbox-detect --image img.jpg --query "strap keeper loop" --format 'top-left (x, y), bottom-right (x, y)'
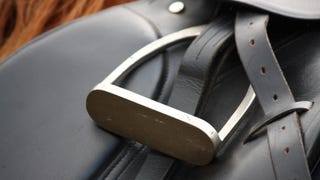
top-left (244, 101), bottom-right (313, 143)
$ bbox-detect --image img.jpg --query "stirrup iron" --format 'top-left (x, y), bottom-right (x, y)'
top-left (86, 25), bottom-right (255, 165)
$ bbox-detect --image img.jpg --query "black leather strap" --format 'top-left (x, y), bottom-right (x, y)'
top-left (135, 152), bottom-right (174, 180)
top-left (245, 101), bottom-right (313, 142)
top-left (135, 16), bottom-right (234, 180)
top-left (168, 16), bottom-right (233, 115)
top-left (235, 11), bottom-right (311, 180)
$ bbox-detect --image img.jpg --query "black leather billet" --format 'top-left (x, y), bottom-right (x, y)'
top-left (235, 11), bottom-right (311, 179)
top-left (177, 18), bottom-right (320, 180)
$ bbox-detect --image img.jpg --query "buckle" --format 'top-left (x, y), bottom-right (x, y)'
top-left (86, 25), bottom-right (255, 165)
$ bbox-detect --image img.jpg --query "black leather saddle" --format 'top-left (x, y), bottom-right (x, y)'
top-left (1, 0), bottom-right (320, 179)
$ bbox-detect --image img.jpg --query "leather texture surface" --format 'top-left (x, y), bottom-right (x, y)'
top-left (0, 0), bottom-right (216, 179)
top-left (0, 4), bottom-right (161, 179)
top-left (1, 0), bottom-right (320, 179)
top-left (168, 16), bottom-right (233, 115)
top-left (235, 12), bottom-right (310, 180)
top-left (172, 17), bottom-right (320, 180)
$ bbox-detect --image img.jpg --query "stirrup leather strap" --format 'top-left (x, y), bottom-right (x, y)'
top-left (135, 16), bottom-right (237, 179)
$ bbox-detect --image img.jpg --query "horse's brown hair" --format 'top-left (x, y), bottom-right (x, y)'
top-left (0, 0), bottom-right (133, 61)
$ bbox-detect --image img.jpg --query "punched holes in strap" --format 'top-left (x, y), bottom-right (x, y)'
top-left (235, 12), bottom-right (312, 179)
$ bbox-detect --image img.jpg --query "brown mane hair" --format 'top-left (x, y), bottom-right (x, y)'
top-left (0, 0), bottom-right (133, 61)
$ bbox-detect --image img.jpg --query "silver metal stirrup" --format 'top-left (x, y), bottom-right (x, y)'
top-left (86, 25), bottom-right (256, 165)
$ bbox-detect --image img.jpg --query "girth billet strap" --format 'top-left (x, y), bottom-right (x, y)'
top-left (235, 12), bottom-right (311, 179)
